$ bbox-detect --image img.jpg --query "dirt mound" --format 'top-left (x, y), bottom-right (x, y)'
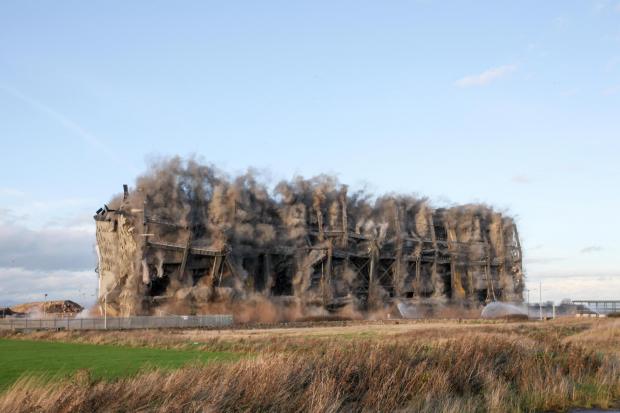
top-left (10, 300), bottom-right (83, 316)
top-left (0, 308), bottom-right (23, 318)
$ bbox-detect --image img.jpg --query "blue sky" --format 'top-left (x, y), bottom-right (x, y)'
top-left (0, 1), bottom-right (619, 306)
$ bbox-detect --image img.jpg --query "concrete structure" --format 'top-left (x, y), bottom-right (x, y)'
top-left (572, 300), bottom-right (620, 316)
top-left (95, 161), bottom-right (524, 316)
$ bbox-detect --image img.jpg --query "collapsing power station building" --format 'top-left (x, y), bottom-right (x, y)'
top-left (95, 158), bottom-right (524, 318)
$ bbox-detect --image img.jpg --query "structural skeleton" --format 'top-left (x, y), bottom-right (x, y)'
top-left (95, 158), bottom-right (524, 317)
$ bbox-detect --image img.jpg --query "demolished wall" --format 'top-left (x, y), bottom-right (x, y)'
top-left (95, 157), bottom-right (524, 318)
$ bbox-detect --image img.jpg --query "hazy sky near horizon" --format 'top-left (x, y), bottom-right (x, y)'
top-left (1, 1), bottom-right (619, 306)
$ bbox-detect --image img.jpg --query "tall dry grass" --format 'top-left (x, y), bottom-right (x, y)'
top-left (0, 318), bottom-right (565, 354)
top-left (564, 319), bottom-right (620, 357)
top-left (1, 331), bottom-right (618, 413)
top-left (0, 319), bottom-right (496, 353)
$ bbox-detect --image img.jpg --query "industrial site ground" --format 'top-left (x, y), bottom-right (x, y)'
top-left (0, 317), bottom-right (618, 412)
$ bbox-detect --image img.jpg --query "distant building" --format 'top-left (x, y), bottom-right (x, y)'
top-left (525, 300), bottom-right (616, 318)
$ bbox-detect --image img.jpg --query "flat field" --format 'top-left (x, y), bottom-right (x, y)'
top-left (0, 318), bottom-right (618, 412)
top-left (0, 339), bottom-right (238, 390)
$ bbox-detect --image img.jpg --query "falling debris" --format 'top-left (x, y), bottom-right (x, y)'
top-left (10, 300), bottom-right (84, 317)
top-left (95, 157), bottom-right (524, 319)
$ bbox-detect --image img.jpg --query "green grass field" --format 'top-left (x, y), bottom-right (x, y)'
top-left (0, 339), bottom-right (238, 390)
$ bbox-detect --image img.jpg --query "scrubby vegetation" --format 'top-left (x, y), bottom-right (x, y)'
top-left (0, 319), bottom-right (618, 412)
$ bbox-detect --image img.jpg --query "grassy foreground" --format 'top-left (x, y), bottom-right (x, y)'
top-left (0, 318), bottom-right (618, 412)
top-left (0, 339), bottom-right (238, 391)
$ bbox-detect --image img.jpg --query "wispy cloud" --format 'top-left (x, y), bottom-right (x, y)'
top-left (525, 244), bottom-right (544, 251)
top-left (0, 208), bottom-right (28, 224)
top-left (593, 0), bottom-right (612, 13)
top-left (524, 256), bottom-right (566, 265)
top-left (580, 245), bottom-right (604, 254)
top-left (0, 218), bottom-right (95, 271)
top-left (603, 57), bottom-right (620, 72)
top-left (525, 272), bottom-right (620, 303)
top-left (455, 65), bottom-right (517, 88)
top-left (0, 187), bottom-right (26, 197)
top-left (0, 267), bottom-right (97, 306)
top-left (0, 85), bottom-right (138, 173)
top-left (603, 85), bottom-right (620, 95)
top-left (511, 175), bottom-right (532, 184)
top-left (560, 88), bottom-right (580, 97)
top-left (0, 206), bottom-right (96, 305)
top-left (552, 16), bottom-right (569, 29)
top-left (593, 1), bottom-right (620, 13)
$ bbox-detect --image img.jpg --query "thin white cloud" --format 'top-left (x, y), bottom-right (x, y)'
top-left (0, 84), bottom-right (138, 174)
top-left (524, 256), bottom-right (566, 265)
top-left (560, 88), bottom-right (580, 97)
top-left (0, 206), bottom-right (97, 306)
top-left (0, 218), bottom-right (95, 271)
top-left (511, 175), bottom-right (532, 184)
top-left (594, 0), bottom-right (609, 13)
top-left (580, 245), bottom-right (604, 254)
top-left (0, 187), bottom-right (26, 197)
top-left (455, 65), bottom-right (517, 88)
top-left (603, 85), bottom-right (620, 95)
top-left (0, 208), bottom-right (28, 224)
top-left (526, 273), bottom-right (620, 303)
top-left (603, 57), bottom-right (620, 72)
top-left (552, 16), bottom-right (569, 29)
top-left (0, 267), bottom-right (97, 307)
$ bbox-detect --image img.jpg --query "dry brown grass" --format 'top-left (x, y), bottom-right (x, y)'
top-left (0, 319), bottom-right (511, 353)
top-left (564, 319), bottom-right (620, 357)
top-left (1, 318), bottom-right (619, 412)
top-left (0, 319), bottom-right (496, 353)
